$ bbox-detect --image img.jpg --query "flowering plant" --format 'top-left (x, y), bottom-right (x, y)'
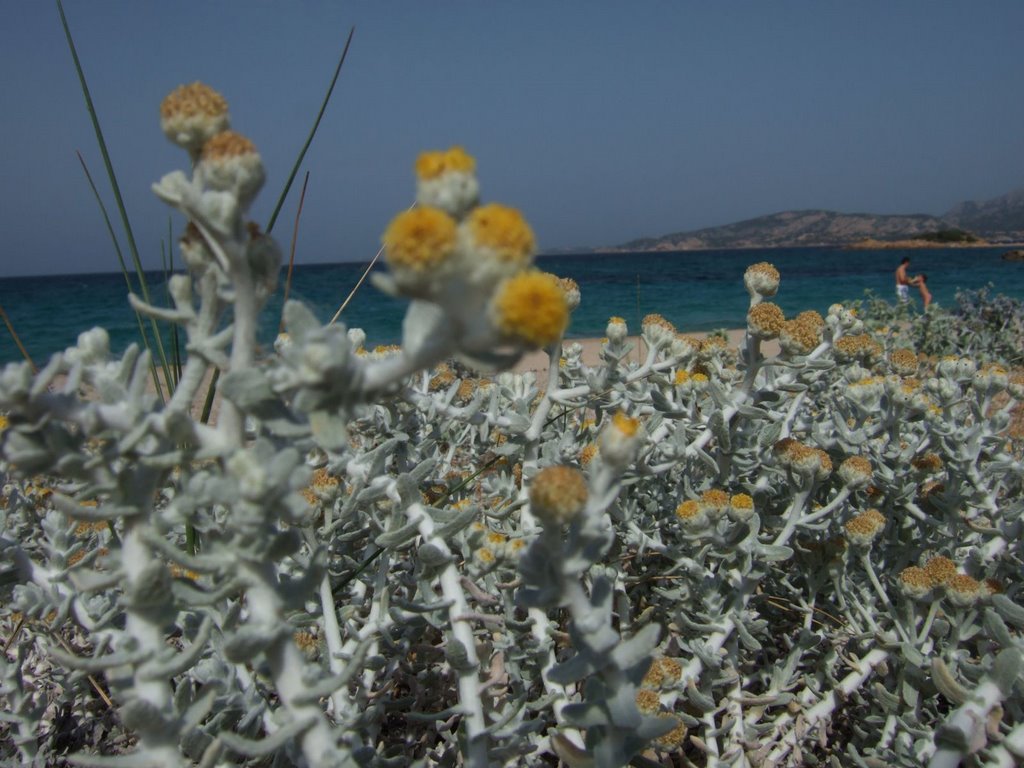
top-left (1, 84), bottom-right (1023, 768)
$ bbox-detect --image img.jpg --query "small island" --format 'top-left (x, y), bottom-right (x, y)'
top-left (847, 228), bottom-right (988, 249)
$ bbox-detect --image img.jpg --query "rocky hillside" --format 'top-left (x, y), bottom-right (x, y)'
top-left (619, 210), bottom-right (949, 251)
top-left (615, 189), bottom-right (1024, 251)
top-left (942, 188), bottom-right (1024, 238)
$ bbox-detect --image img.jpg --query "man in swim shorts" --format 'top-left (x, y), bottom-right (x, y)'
top-left (895, 257), bottom-right (912, 302)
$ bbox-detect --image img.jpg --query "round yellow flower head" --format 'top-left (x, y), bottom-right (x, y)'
top-left (946, 573), bottom-right (982, 607)
top-left (642, 313), bottom-right (677, 347)
top-left (728, 492), bottom-right (755, 522)
top-left (976, 363), bottom-right (1010, 395)
top-left (889, 347), bottom-right (919, 376)
top-left (382, 206), bottom-right (458, 291)
top-left (599, 412), bottom-right (642, 468)
top-left (699, 489), bottom-right (730, 521)
top-left (746, 302), bottom-right (785, 339)
top-left (837, 456), bottom-right (872, 489)
top-left (415, 147), bottom-right (480, 216)
top-left (606, 316), bottom-right (628, 344)
top-left (475, 547), bottom-right (497, 565)
top-left (779, 318), bottom-right (820, 356)
top-left (922, 555), bottom-right (957, 586)
top-left (311, 468), bottom-right (340, 491)
top-left (795, 310), bottom-right (825, 330)
top-left (490, 270), bottom-right (568, 347)
top-left (612, 412), bottom-right (639, 437)
top-left (642, 314), bottom-right (676, 333)
top-left (579, 443), bottom-right (598, 467)
top-left (772, 437), bottom-right (805, 469)
top-left (773, 438), bottom-right (829, 479)
top-left (844, 509), bottom-right (885, 547)
top-left (642, 657), bottom-right (682, 689)
top-left (198, 130), bottom-right (265, 208)
top-left (634, 688), bottom-right (661, 716)
top-left (911, 452), bottom-right (943, 473)
top-left (416, 146), bottom-right (476, 180)
top-left (791, 447), bottom-right (830, 481)
top-left (669, 334), bottom-right (699, 361)
top-left (652, 714), bottom-right (688, 751)
top-left (160, 82), bottom-right (229, 154)
top-left (430, 368), bottom-right (457, 391)
top-left (558, 277), bottom-right (581, 311)
top-left (744, 261), bottom-right (780, 297)
top-left (293, 630), bottom-right (320, 659)
top-left (273, 332), bottom-right (293, 355)
top-left (528, 465), bottom-right (588, 526)
top-left (698, 335), bottom-right (728, 361)
top-left (460, 203), bottom-right (536, 284)
top-left (675, 499), bottom-right (707, 529)
top-left (899, 566), bottom-right (934, 601)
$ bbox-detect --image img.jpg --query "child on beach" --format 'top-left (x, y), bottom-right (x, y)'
top-left (912, 273), bottom-right (932, 310)
top-left (895, 257), bottom-right (912, 303)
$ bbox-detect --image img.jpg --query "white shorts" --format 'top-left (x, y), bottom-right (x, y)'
top-left (897, 284), bottom-right (909, 302)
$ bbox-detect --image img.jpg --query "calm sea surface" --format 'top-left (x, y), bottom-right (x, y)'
top-left (2, 247), bottom-right (1022, 366)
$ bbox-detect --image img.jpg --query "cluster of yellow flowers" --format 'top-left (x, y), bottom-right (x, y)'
top-left (899, 555), bottom-right (990, 607)
top-left (676, 490), bottom-right (756, 529)
top-left (300, 467), bottom-right (343, 508)
top-left (160, 83), bottom-right (265, 210)
top-left (633, 657), bottom-right (687, 751)
top-left (834, 333), bottom-right (883, 364)
top-left (469, 523), bottom-right (527, 565)
top-left (773, 438), bottom-right (833, 481)
top-left (779, 310), bottom-right (826, 355)
top-left (380, 147), bottom-right (570, 353)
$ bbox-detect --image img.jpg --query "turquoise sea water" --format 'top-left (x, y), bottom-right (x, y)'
top-left (2, 247), bottom-right (1022, 366)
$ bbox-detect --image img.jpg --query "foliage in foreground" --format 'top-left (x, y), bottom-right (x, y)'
top-left (2, 84), bottom-right (1024, 768)
top-left (852, 286), bottom-right (1024, 368)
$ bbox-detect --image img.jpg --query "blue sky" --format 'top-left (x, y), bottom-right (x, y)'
top-left (2, 1), bottom-right (1023, 277)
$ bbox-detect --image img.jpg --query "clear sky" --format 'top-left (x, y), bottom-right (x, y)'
top-left (2, 1), bottom-right (1024, 277)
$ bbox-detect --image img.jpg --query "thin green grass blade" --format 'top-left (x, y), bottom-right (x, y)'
top-left (160, 241), bottom-right (182, 388)
top-left (329, 243), bottom-right (384, 325)
top-left (57, 0), bottom-right (174, 397)
top-left (76, 151), bottom-right (165, 401)
top-left (202, 25), bottom-right (351, 416)
top-left (329, 201), bottom-right (416, 326)
top-left (200, 369), bottom-right (219, 425)
top-left (266, 26), bottom-right (354, 234)
top-left (0, 303), bottom-right (37, 373)
top-left (164, 216), bottom-right (183, 385)
top-left (279, 171), bottom-right (310, 334)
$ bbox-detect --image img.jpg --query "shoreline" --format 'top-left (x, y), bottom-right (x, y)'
top-left (541, 242), bottom-right (1024, 258)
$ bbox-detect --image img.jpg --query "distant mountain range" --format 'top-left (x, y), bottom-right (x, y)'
top-left (612, 188), bottom-right (1024, 251)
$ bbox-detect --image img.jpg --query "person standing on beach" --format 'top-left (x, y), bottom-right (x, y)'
top-left (895, 257), bottom-right (912, 303)
top-left (913, 273), bottom-right (932, 310)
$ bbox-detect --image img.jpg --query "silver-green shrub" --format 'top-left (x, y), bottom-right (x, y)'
top-left (1, 84), bottom-right (1023, 767)
top-left (852, 286), bottom-right (1024, 366)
